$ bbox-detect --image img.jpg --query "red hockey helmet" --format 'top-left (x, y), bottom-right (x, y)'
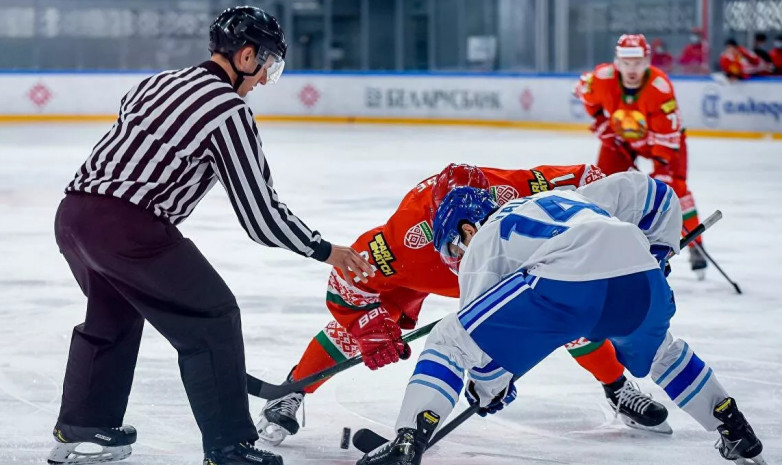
top-left (615, 34), bottom-right (651, 59)
top-left (431, 164), bottom-right (490, 210)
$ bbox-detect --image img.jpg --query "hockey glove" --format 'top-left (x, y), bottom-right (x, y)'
top-left (465, 376), bottom-right (517, 417)
top-left (589, 112), bottom-right (613, 141)
top-left (650, 245), bottom-right (673, 277)
top-left (348, 308), bottom-right (411, 371)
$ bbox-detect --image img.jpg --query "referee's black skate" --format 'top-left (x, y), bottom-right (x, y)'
top-left (356, 411), bottom-right (439, 465)
top-left (204, 443), bottom-right (283, 465)
top-left (256, 369), bottom-right (304, 446)
top-left (713, 397), bottom-right (767, 465)
top-left (604, 376), bottom-right (672, 434)
top-left (47, 422), bottom-right (136, 464)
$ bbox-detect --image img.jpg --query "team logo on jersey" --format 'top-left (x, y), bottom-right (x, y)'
top-left (527, 170), bottom-right (551, 194)
top-left (490, 185), bottom-right (519, 206)
top-left (369, 233), bottom-right (396, 276)
top-left (611, 109), bottom-right (648, 141)
top-left (404, 221), bottom-right (434, 249)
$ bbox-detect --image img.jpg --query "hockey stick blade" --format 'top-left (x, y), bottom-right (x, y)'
top-left (246, 320), bottom-right (439, 399)
top-left (352, 428), bottom-right (388, 453)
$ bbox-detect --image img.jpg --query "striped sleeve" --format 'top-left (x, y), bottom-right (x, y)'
top-left (207, 106), bottom-right (332, 260)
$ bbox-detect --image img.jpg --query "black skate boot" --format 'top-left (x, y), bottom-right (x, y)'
top-left (604, 376), bottom-right (672, 434)
top-left (689, 245), bottom-right (708, 280)
top-left (47, 422), bottom-right (136, 464)
top-left (713, 397), bottom-right (766, 465)
top-left (257, 369), bottom-right (304, 446)
top-left (203, 442), bottom-right (283, 465)
top-left (356, 411), bottom-right (440, 465)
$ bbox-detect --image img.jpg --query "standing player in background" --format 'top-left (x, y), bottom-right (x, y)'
top-left (257, 163), bottom-right (671, 446)
top-left (48, 7), bottom-right (372, 465)
top-left (574, 34), bottom-right (708, 277)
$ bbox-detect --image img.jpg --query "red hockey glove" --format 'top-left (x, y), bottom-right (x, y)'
top-left (589, 112), bottom-right (614, 141)
top-left (348, 308), bottom-right (411, 370)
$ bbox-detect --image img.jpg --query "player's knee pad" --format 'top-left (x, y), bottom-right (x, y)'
top-left (650, 334), bottom-right (728, 430)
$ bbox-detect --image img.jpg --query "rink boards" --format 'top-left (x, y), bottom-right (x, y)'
top-left (1, 70), bottom-right (781, 138)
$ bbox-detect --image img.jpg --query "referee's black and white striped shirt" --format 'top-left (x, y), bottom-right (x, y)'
top-left (66, 61), bottom-right (331, 261)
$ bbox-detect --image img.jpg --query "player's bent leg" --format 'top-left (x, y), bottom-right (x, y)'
top-left (257, 320), bottom-right (360, 445)
top-left (596, 140), bottom-right (636, 175)
top-left (650, 334), bottom-right (766, 464)
top-left (564, 337), bottom-right (669, 432)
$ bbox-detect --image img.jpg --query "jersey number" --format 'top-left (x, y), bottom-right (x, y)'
top-left (499, 195), bottom-right (609, 240)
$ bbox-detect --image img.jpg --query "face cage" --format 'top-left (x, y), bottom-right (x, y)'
top-left (256, 46), bottom-right (285, 84)
top-left (436, 233), bottom-right (467, 274)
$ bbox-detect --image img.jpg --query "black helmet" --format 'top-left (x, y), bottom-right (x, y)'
top-left (209, 6), bottom-right (287, 86)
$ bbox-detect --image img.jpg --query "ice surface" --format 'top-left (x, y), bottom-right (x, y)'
top-left (0, 123), bottom-right (780, 464)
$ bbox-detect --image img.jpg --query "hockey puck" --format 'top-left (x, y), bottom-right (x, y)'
top-left (340, 427), bottom-right (351, 449)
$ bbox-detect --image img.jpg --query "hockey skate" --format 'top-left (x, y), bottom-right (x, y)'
top-left (356, 411), bottom-right (440, 465)
top-left (713, 397), bottom-right (767, 465)
top-left (203, 442), bottom-right (283, 465)
top-left (257, 390), bottom-right (304, 446)
top-left (689, 245), bottom-right (708, 280)
top-left (47, 422), bottom-right (136, 464)
top-left (604, 376), bottom-right (672, 434)
top-left (257, 369), bottom-right (305, 446)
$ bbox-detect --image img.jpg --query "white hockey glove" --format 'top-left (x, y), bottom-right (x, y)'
top-left (464, 370), bottom-right (517, 417)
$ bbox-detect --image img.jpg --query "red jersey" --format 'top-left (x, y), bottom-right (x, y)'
top-left (574, 63), bottom-right (683, 163)
top-left (326, 164), bottom-right (605, 329)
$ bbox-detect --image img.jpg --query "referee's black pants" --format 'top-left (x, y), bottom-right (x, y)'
top-left (54, 193), bottom-right (258, 451)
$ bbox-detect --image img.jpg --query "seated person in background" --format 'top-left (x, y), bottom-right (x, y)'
top-left (651, 38), bottom-right (674, 73)
top-left (770, 35), bottom-right (782, 74)
top-left (719, 38), bottom-right (761, 80)
top-left (678, 27), bottom-right (708, 74)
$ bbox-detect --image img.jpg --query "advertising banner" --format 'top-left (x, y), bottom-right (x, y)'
top-left (1, 71), bottom-right (780, 135)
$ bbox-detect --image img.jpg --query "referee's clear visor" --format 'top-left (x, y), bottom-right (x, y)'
top-left (256, 46), bottom-right (285, 84)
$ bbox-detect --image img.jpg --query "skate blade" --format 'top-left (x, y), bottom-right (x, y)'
top-left (619, 415), bottom-right (673, 435)
top-left (734, 454), bottom-right (768, 465)
top-left (256, 418), bottom-right (288, 446)
top-left (47, 442), bottom-right (131, 464)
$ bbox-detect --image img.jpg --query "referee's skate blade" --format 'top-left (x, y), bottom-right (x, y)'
top-left (47, 442), bottom-right (131, 464)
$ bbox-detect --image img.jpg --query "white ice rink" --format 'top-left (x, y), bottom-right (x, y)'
top-left (1, 123), bottom-right (780, 464)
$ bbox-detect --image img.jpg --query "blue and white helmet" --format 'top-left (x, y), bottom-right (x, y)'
top-left (432, 186), bottom-right (498, 273)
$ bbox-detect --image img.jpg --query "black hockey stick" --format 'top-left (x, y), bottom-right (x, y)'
top-left (681, 221), bottom-right (742, 294)
top-left (353, 211), bottom-right (724, 454)
top-left (246, 320), bottom-right (439, 399)
top-left (352, 377), bottom-right (520, 454)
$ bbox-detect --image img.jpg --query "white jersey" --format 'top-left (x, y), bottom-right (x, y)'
top-left (458, 171), bottom-right (682, 310)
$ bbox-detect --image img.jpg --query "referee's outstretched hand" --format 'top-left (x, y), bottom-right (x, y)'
top-left (327, 244), bottom-right (375, 284)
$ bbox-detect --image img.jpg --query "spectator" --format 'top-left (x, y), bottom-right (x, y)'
top-left (651, 38), bottom-right (674, 72)
top-left (719, 38), bottom-right (760, 80)
top-left (770, 34), bottom-right (782, 74)
top-left (752, 32), bottom-right (774, 75)
top-left (678, 27), bottom-right (708, 74)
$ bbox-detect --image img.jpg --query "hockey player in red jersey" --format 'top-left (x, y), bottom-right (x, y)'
top-left (256, 164), bottom-right (671, 445)
top-left (574, 33), bottom-right (707, 276)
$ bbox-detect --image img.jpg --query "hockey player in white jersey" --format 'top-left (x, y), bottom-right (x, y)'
top-left (357, 171), bottom-right (765, 465)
